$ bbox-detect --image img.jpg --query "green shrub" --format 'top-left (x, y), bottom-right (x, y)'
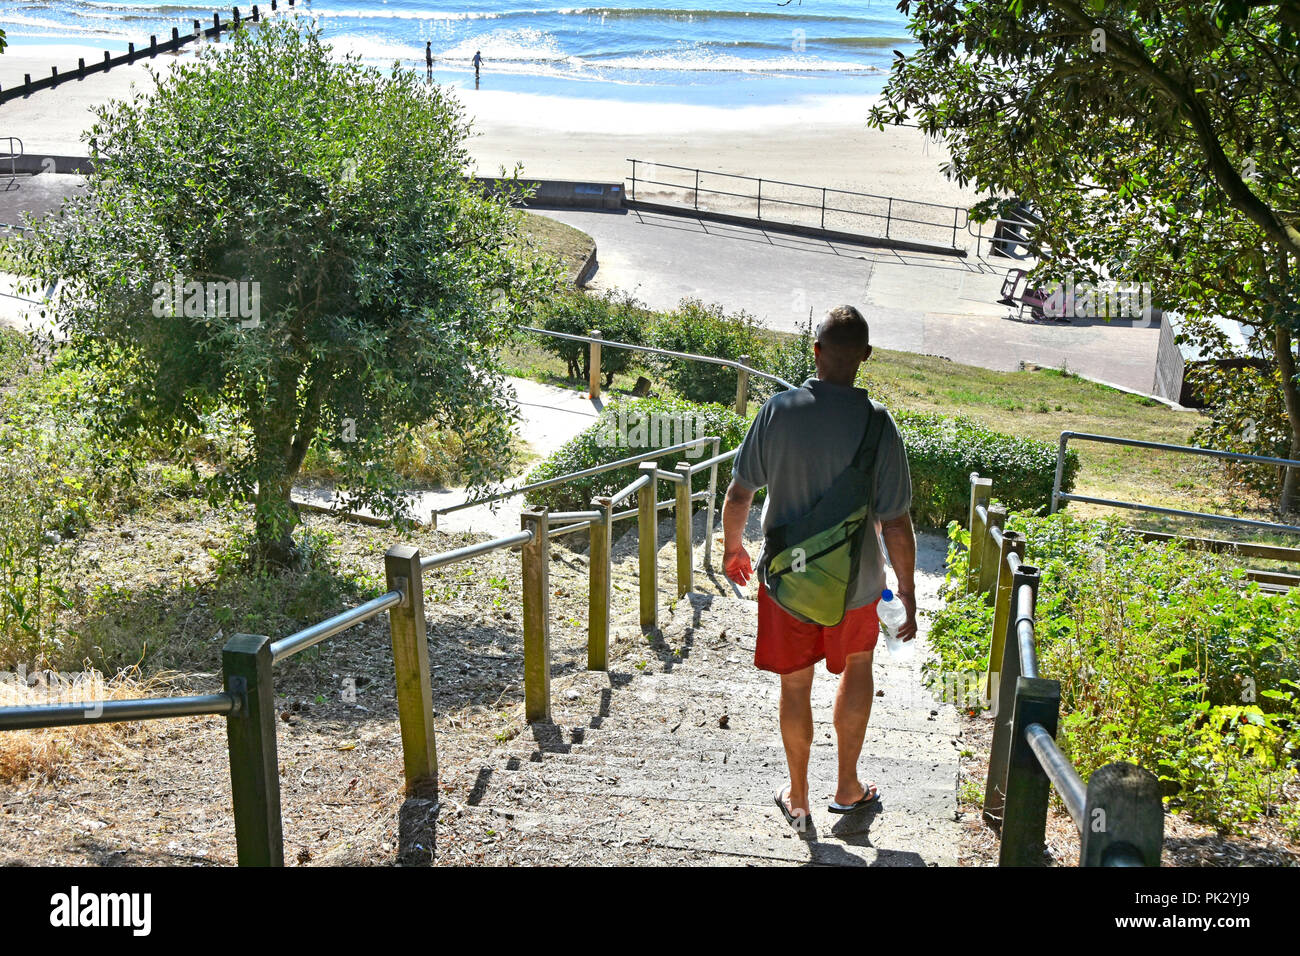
top-left (524, 396), bottom-right (748, 514)
top-left (926, 512), bottom-right (1300, 835)
top-left (897, 413), bottom-right (1078, 527)
top-left (534, 288), bottom-right (652, 384)
top-left (648, 299), bottom-right (768, 405)
top-left (754, 314), bottom-right (816, 402)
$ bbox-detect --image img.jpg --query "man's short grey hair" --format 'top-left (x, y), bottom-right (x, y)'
top-left (816, 305), bottom-right (870, 358)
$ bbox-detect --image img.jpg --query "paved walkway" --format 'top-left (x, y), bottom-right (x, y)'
top-left (536, 207), bottom-right (1164, 396)
top-left (455, 526), bottom-right (961, 865)
top-left (295, 376), bottom-right (600, 536)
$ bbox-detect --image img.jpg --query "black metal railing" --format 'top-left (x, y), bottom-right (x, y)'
top-left (625, 159), bottom-right (970, 253)
top-left (966, 473), bottom-right (1164, 866)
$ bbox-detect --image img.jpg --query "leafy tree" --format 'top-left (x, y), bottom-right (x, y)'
top-left (536, 288), bottom-right (650, 385)
top-left (870, 1), bottom-right (1300, 510)
top-left (21, 20), bottom-right (554, 564)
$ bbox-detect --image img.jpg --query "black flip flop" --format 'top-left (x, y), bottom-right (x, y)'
top-left (827, 783), bottom-right (880, 814)
top-left (774, 789), bottom-right (810, 831)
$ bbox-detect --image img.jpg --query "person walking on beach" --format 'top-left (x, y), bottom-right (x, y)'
top-left (721, 305), bottom-right (917, 830)
top-left (472, 50), bottom-right (484, 79)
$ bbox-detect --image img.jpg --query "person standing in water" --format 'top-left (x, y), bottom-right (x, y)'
top-left (425, 41), bottom-right (433, 78)
top-left (472, 50), bottom-right (484, 80)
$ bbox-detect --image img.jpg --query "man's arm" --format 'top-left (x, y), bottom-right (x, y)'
top-left (722, 480), bottom-right (755, 584)
top-left (880, 512), bottom-right (918, 640)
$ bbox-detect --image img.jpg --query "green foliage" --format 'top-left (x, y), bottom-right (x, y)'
top-left (1187, 353), bottom-right (1292, 500)
top-left (871, 0), bottom-right (1300, 509)
top-left (927, 512), bottom-right (1300, 834)
top-left (0, 326), bottom-right (31, 386)
top-left (648, 299), bottom-right (767, 405)
top-left (534, 288), bottom-right (650, 384)
top-left (523, 396), bottom-right (748, 513)
top-left (19, 19), bottom-right (553, 565)
top-left (897, 413), bottom-right (1078, 527)
top-left (755, 313), bottom-right (817, 401)
top-left (0, 356), bottom-right (136, 669)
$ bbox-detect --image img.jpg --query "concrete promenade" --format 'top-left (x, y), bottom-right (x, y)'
top-left (537, 207), bottom-right (1164, 396)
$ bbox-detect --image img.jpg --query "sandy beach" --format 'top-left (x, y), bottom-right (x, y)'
top-left (0, 43), bottom-right (977, 210)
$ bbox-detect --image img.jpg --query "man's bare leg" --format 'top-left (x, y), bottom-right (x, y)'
top-left (778, 664), bottom-right (816, 818)
top-left (833, 649), bottom-right (876, 805)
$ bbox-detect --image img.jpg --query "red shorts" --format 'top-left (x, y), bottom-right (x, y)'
top-left (755, 583), bottom-right (880, 675)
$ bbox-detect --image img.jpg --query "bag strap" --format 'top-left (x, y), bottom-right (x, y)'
top-left (851, 400), bottom-right (886, 475)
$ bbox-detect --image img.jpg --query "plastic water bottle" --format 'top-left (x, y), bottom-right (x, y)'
top-left (877, 588), bottom-right (912, 660)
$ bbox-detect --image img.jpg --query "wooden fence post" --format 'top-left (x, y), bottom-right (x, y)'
top-left (588, 497), bottom-right (613, 671)
top-left (977, 503), bottom-right (1007, 596)
top-left (986, 529), bottom-right (1025, 705)
top-left (222, 633), bottom-right (283, 867)
top-left (521, 507), bottom-right (551, 722)
top-left (588, 329), bottom-right (602, 401)
top-left (674, 461), bottom-right (694, 598)
top-left (999, 676), bottom-right (1060, 866)
top-left (384, 545), bottom-right (437, 796)
top-left (637, 461), bottom-right (659, 631)
top-left (1080, 763), bottom-right (1164, 866)
top-left (984, 562), bottom-right (1040, 826)
top-left (967, 474), bottom-right (992, 594)
top-left (734, 355), bottom-right (751, 417)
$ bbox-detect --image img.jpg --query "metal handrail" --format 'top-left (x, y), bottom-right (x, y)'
top-left (550, 519), bottom-right (593, 538)
top-left (419, 530), bottom-right (533, 571)
top-left (1024, 722), bottom-right (1086, 830)
top-left (689, 447), bottom-right (739, 475)
top-left (270, 590), bottom-right (403, 664)
top-left (432, 435), bottom-right (719, 524)
top-left (610, 472), bottom-right (653, 506)
top-left (0, 692), bottom-right (239, 731)
top-left (626, 159), bottom-right (970, 241)
top-left (520, 325), bottom-right (796, 391)
top-left (0, 137), bottom-right (21, 177)
top-left (1052, 431), bottom-right (1300, 534)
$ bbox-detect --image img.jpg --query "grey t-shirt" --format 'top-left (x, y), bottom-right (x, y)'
top-left (731, 378), bottom-right (912, 610)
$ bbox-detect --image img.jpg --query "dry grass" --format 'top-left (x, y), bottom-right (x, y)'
top-left (0, 667), bottom-right (178, 784)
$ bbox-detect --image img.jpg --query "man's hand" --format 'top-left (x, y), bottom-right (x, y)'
top-left (724, 546), bottom-right (753, 586)
top-left (722, 479), bottom-right (756, 587)
top-left (895, 590), bottom-right (918, 642)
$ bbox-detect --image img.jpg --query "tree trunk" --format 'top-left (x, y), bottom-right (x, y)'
top-left (250, 370), bottom-right (320, 569)
top-left (1277, 324), bottom-right (1300, 515)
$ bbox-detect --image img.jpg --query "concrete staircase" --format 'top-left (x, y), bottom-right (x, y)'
top-left (457, 591), bottom-right (963, 866)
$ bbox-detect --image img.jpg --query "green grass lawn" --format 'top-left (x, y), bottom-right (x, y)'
top-left (517, 213), bottom-right (594, 287)
top-left (508, 325), bottom-right (1292, 550)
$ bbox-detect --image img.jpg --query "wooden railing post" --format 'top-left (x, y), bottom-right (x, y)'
top-left (999, 676), bottom-right (1060, 866)
top-left (221, 633), bottom-right (283, 866)
top-left (588, 496), bottom-right (613, 671)
top-left (984, 563), bottom-right (1040, 826)
top-left (637, 461), bottom-right (659, 631)
top-left (521, 507), bottom-right (551, 722)
top-left (588, 329), bottom-right (602, 401)
top-left (967, 474), bottom-right (992, 594)
top-left (384, 545), bottom-right (437, 796)
top-left (977, 503), bottom-right (1007, 596)
top-left (986, 529), bottom-right (1025, 706)
top-left (1080, 763), bottom-right (1164, 867)
top-left (734, 355), bottom-right (751, 417)
top-left (674, 461), bottom-right (694, 598)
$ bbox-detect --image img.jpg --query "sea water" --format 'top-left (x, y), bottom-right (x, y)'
top-left (0, 0), bottom-right (915, 106)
